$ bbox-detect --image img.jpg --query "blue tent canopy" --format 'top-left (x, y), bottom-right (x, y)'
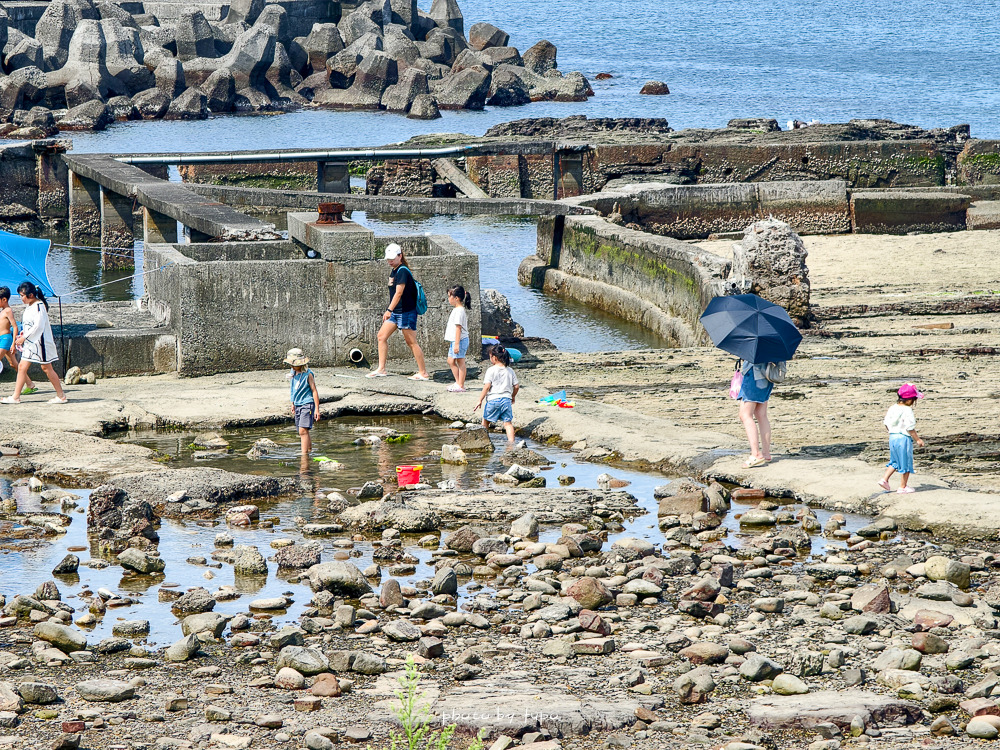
top-left (0, 229), bottom-right (54, 297)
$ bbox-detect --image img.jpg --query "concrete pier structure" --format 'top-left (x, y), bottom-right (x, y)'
top-left (68, 171), bottom-right (102, 247)
top-left (317, 162), bottom-right (351, 193)
top-left (143, 208), bottom-right (179, 245)
top-left (100, 187), bottom-right (135, 271)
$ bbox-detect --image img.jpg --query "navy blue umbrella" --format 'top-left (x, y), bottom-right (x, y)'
top-left (700, 294), bottom-right (802, 364)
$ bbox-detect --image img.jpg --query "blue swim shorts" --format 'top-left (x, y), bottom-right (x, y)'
top-left (389, 310), bottom-right (418, 331)
top-left (484, 397), bottom-right (513, 424)
top-left (0, 334), bottom-right (12, 351)
top-left (448, 337), bottom-right (470, 359)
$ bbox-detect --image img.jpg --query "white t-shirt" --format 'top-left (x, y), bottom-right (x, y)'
top-left (884, 404), bottom-right (916, 435)
top-left (445, 306), bottom-right (468, 342)
top-left (484, 364), bottom-right (518, 401)
top-left (21, 301), bottom-right (58, 364)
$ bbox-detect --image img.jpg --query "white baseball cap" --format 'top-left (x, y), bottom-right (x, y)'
top-left (384, 243), bottom-right (402, 260)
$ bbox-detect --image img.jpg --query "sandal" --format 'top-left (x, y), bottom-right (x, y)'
top-left (47, 396), bottom-right (68, 404)
top-left (447, 386), bottom-right (466, 392)
top-left (21, 387), bottom-right (38, 395)
top-left (365, 371), bottom-right (388, 378)
top-left (876, 480), bottom-right (891, 492)
top-left (743, 456), bottom-right (768, 469)
top-left (0, 396), bottom-right (20, 404)
top-left (897, 486), bottom-right (915, 494)
top-left (408, 374), bottom-right (430, 381)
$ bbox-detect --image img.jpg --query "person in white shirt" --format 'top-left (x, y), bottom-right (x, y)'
top-left (1, 281), bottom-right (67, 404)
top-left (877, 383), bottom-right (925, 494)
top-left (475, 344), bottom-right (519, 446)
top-left (444, 284), bottom-right (471, 392)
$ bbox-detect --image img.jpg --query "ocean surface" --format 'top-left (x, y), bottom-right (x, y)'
top-left (66, 0), bottom-right (1000, 155)
top-left (43, 0), bottom-right (1000, 349)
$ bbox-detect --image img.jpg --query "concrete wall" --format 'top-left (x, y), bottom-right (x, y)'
top-left (145, 236), bottom-right (480, 376)
top-left (3, 1), bottom-right (49, 35)
top-left (369, 139), bottom-right (958, 199)
top-left (0, 141), bottom-right (42, 216)
top-left (65, 330), bottom-right (178, 377)
top-left (520, 215), bottom-right (729, 346)
top-left (957, 140), bottom-right (1000, 186)
top-left (850, 191), bottom-right (971, 234)
top-left (566, 180), bottom-right (850, 239)
top-left (185, 182), bottom-right (594, 217)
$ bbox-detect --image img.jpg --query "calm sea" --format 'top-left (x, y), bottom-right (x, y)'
top-left (66, 0), bottom-right (1000, 153)
top-left (47, 0), bottom-right (999, 349)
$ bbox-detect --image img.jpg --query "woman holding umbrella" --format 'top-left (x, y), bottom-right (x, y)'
top-left (700, 294), bottom-right (802, 469)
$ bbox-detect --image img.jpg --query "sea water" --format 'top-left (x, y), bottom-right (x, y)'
top-left (43, 0), bottom-right (999, 347)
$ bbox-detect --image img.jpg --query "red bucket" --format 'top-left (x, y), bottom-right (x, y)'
top-left (396, 465), bottom-right (423, 486)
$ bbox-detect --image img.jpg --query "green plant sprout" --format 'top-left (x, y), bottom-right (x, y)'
top-left (381, 655), bottom-right (485, 750)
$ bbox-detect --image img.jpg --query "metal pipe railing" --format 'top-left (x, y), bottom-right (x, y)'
top-left (114, 144), bottom-right (484, 166)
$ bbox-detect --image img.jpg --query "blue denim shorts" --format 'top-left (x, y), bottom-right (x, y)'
top-left (448, 337), bottom-right (469, 359)
top-left (484, 397), bottom-right (513, 424)
top-left (739, 371), bottom-right (774, 403)
top-left (389, 310), bottom-right (417, 331)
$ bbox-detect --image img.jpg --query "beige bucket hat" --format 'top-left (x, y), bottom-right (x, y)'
top-left (283, 347), bottom-right (310, 366)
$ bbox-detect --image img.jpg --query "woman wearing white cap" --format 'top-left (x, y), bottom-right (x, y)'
top-left (367, 243), bottom-right (429, 380)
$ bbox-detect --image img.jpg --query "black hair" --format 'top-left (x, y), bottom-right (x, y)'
top-left (488, 343), bottom-right (512, 367)
top-left (17, 281), bottom-right (48, 310)
top-left (0, 287), bottom-right (9, 301)
top-left (448, 285), bottom-right (472, 309)
top-left (898, 397), bottom-right (917, 406)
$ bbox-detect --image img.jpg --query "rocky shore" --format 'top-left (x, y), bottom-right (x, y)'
top-left (5, 220), bottom-right (1000, 746)
top-left (7, 469), bottom-right (1000, 750)
top-left (0, 0), bottom-right (593, 137)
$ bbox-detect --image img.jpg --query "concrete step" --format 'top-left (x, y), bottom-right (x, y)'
top-left (849, 190), bottom-right (971, 234)
top-left (967, 201), bottom-right (1000, 230)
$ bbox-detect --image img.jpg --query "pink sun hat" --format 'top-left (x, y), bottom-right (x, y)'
top-left (898, 383), bottom-right (924, 400)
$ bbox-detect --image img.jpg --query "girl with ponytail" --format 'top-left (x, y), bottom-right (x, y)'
top-left (1, 281), bottom-right (67, 404)
top-left (444, 284), bottom-right (472, 391)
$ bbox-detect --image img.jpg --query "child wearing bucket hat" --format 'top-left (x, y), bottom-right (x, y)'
top-left (878, 383), bottom-right (925, 494)
top-left (284, 348), bottom-right (320, 454)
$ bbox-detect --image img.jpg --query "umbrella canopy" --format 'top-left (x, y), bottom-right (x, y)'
top-left (0, 229), bottom-right (54, 296)
top-left (700, 294), bottom-right (802, 364)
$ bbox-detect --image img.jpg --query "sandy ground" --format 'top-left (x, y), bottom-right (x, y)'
top-left (698, 229), bottom-right (1000, 307)
top-left (525, 230), bottom-right (1000, 492)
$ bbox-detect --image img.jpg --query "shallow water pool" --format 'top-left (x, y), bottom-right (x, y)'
top-left (0, 415), bottom-right (873, 643)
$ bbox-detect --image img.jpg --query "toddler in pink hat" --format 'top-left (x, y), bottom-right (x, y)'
top-left (877, 383), bottom-right (925, 494)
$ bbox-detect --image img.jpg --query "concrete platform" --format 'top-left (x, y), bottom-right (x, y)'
top-left (64, 154), bottom-right (277, 242)
top-left (850, 190), bottom-right (971, 233)
top-left (287, 213), bottom-right (376, 261)
top-left (184, 183), bottom-right (595, 217)
top-left (49, 302), bottom-right (176, 378)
